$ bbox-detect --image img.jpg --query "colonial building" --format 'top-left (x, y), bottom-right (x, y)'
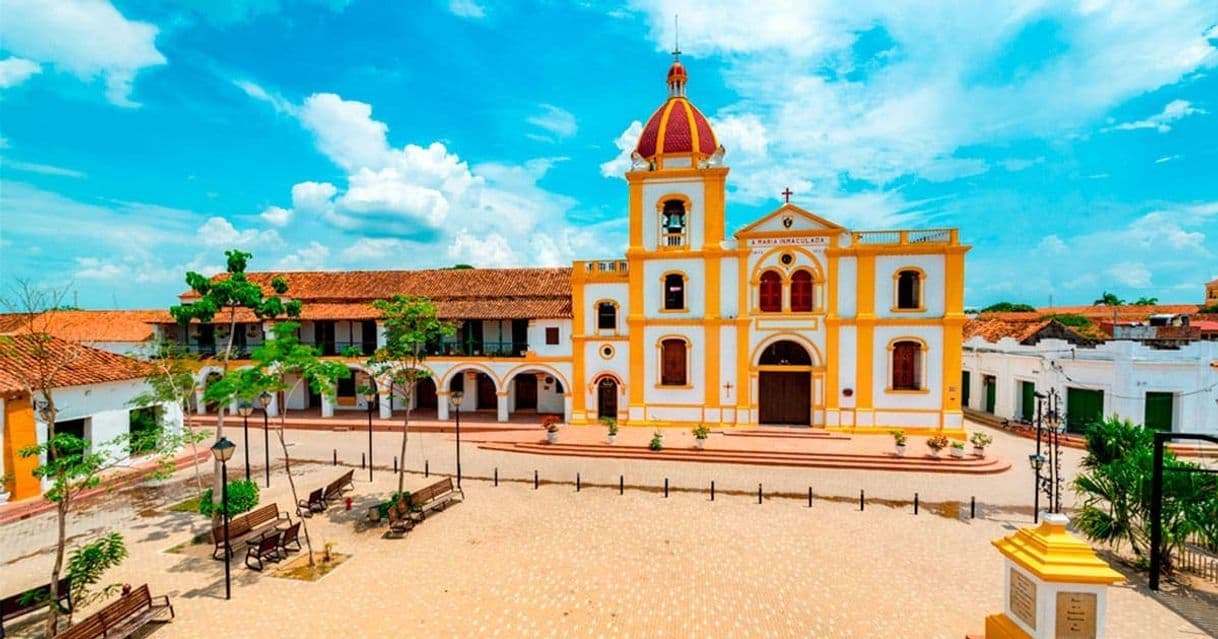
top-left (168, 57), bottom-right (969, 435)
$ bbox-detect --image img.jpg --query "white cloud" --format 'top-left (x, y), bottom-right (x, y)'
top-left (298, 93), bottom-right (392, 171)
top-left (0, 0), bottom-right (167, 107)
top-left (260, 205), bottom-right (292, 226)
top-left (1105, 99), bottom-right (1207, 133)
top-left (600, 120), bottom-right (643, 178)
top-left (339, 237), bottom-right (412, 263)
top-left (276, 241), bottom-right (330, 270)
top-left (527, 104), bottom-right (578, 141)
top-left (1035, 235), bottom-right (1068, 257)
top-left (1106, 262), bottom-right (1152, 288)
top-left (196, 216), bottom-right (281, 250)
top-left (234, 79), bottom-right (297, 116)
top-left (1, 158), bottom-right (85, 177)
top-left (0, 57), bottom-right (41, 88)
top-left (74, 256), bottom-right (126, 280)
top-left (1154, 154), bottom-right (1182, 164)
top-left (291, 181), bottom-right (339, 215)
top-left (448, 0), bottom-right (485, 19)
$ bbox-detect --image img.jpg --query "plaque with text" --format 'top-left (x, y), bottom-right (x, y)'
top-left (1055, 592), bottom-right (1097, 639)
top-left (1008, 569), bottom-right (1037, 629)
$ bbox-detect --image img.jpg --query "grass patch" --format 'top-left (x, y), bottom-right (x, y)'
top-left (271, 552), bottom-right (350, 582)
top-left (168, 495), bottom-right (203, 514)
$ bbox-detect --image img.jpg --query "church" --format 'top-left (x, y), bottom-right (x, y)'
top-left (163, 56), bottom-right (968, 437)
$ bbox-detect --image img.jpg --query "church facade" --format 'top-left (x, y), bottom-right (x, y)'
top-left (569, 57), bottom-right (968, 434)
top-left (169, 57), bottom-right (968, 436)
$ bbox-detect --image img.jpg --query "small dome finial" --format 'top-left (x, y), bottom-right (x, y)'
top-left (667, 14), bottom-right (687, 98)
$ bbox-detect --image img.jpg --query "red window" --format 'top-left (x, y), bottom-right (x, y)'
top-left (790, 271), bottom-right (813, 312)
top-left (545, 327), bottom-right (560, 345)
top-left (892, 341), bottom-right (922, 390)
top-left (660, 339), bottom-right (687, 386)
top-left (759, 270), bottom-right (782, 312)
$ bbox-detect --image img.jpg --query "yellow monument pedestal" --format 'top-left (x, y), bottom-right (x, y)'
top-left (984, 513), bottom-right (1123, 639)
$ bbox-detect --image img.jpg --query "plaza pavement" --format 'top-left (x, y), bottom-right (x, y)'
top-left (0, 421), bottom-right (1211, 638)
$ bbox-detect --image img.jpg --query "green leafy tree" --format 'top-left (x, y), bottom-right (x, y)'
top-left (1092, 291), bottom-right (1125, 306)
top-left (242, 322), bottom-right (350, 567)
top-left (1199, 303), bottom-right (1218, 314)
top-left (980, 301), bottom-right (1037, 313)
top-left (1131, 296), bottom-right (1159, 306)
top-left (366, 296), bottom-right (455, 496)
top-left (1072, 417), bottom-right (1218, 573)
top-left (130, 342), bottom-right (212, 494)
top-left (1041, 313), bottom-right (1092, 328)
top-left (170, 250), bottom-right (300, 511)
top-left (64, 533), bottom-right (128, 621)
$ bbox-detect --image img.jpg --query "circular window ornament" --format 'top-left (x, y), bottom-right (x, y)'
top-left (780, 253), bottom-right (794, 266)
top-left (600, 344), bottom-right (615, 359)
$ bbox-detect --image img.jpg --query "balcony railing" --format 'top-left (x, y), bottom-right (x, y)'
top-left (428, 341), bottom-right (529, 358)
top-left (852, 229), bottom-right (958, 246)
top-left (578, 259), bottom-right (630, 282)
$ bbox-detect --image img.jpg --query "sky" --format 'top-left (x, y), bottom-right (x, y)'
top-left (1, 0), bottom-right (1216, 310)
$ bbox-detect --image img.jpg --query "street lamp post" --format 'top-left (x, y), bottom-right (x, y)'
top-left (1028, 389), bottom-right (1063, 522)
top-left (363, 388), bottom-right (377, 482)
top-left (210, 436), bottom-right (236, 600)
top-left (237, 401), bottom-right (254, 483)
top-left (451, 390), bottom-right (464, 489)
top-left (258, 391), bottom-right (272, 488)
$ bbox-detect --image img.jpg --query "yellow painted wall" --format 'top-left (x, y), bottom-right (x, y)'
top-left (3, 395), bottom-right (41, 500)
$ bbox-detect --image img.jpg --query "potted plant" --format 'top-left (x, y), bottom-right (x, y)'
top-left (950, 440), bottom-right (966, 458)
top-left (542, 415), bottom-right (560, 444)
top-left (691, 424), bottom-right (710, 450)
top-left (649, 430), bottom-right (664, 451)
top-left (889, 429), bottom-right (907, 456)
top-left (969, 432), bottom-right (993, 457)
top-left (0, 473), bottom-right (12, 505)
top-left (602, 417), bottom-right (619, 444)
top-left (926, 434), bottom-right (949, 458)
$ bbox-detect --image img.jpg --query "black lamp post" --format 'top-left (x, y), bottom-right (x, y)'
top-left (210, 436), bottom-right (236, 600)
top-left (258, 391), bottom-right (272, 488)
top-left (1029, 389), bottom-right (1063, 522)
top-left (451, 390), bottom-right (464, 489)
top-left (237, 401), bottom-right (254, 482)
top-left (363, 388), bottom-right (377, 482)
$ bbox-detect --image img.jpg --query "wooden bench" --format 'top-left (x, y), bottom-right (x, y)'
top-left (1, 578), bottom-right (71, 638)
top-left (321, 469), bottom-right (355, 506)
top-left (211, 503), bottom-right (291, 560)
top-left (296, 487), bottom-right (326, 517)
top-left (53, 584), bottom-right (172, 639)
top-left (245, 532), bottom-right (283, 571)
top-left (409, 477), bottom-right (462, 520)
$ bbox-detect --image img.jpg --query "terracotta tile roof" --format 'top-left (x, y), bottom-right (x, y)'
top-left (1023, 304), bottom-right (1202, 322)
top-left (0, 333), bottom-right (146, 395)
top-left (174, 268), bottom-right (574, 321)
top-left (964, 316), bottom-right (1107, 343)
top-left (0, 310), bottom-right (171, 343)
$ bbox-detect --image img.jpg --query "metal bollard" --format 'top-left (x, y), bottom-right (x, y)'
top-left (619, 475), bottom-right (624, 495)
top-left (534, 470), bottom-right (539, 490)
top-left (332, 449), bottom-right (337, 466)
top-left (664, 478), bottom-right (669, 498)
top-left (808, 486), bottom-right (813, 508)
top-left (860, 489), bottom-right (865, 511)
top-left (711, 480), bottom-right (715, 501)
top-left (914, 492), bottom-right (919, 515)
top-left (361, 452), bottom-right (366, 470)
top-left (576, 473), bottom-right (581, 492)
top-left (494, 467), bottom-right (498, 487)
top-left (758, 483), bottom-right (762, 504)
top-left (393, 456), bottom-right (398, 474)
top-left (425, 460), bottom-right (429, 477)
top-left (971, 496), bottom-right (976, 519)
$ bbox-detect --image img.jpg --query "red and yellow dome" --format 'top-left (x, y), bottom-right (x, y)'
top-left (635, 60), bottom-right (718, 163)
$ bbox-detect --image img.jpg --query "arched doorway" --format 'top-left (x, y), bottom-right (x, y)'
top-left (505, 367), bottom-right (567, 417)
top-left (415, 377), bottom-right (437, 410)
top-left (757, 340), bottom-right (813, 426)
top-left (596, 377), bottom-right (618, 420)
top-left (450, 371), bottom-right (498, 411)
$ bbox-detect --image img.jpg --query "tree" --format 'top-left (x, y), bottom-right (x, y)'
top-left (170, 250), bottom-right (301, 511)
top-left (1092, 291), bottom-right (1125, 306)
top-left (64, 533), bottom-right (128, 622)
top-left (367, 296), bottom-right (454, 496)
top-left (242, 322), bottom-right (350, 567)
top-left (1131, 296), bottom-right (1159, 306)
top-left (980, 301), bottom-right (1037, 313)
top-left (129, 342), bottom-right (211, 494)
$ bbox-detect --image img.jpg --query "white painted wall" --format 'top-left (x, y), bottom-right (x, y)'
top-left (963, 337), bottom-right (1218, 435)
top-left (643, 258), bottom-right (705, 317)
top-left (874, 254), bottom-right (945, 318)
top-left (529, 319), bottom-right (572, 357)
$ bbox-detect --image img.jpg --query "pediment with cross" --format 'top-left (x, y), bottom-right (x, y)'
top-left (734, 203), bottom-right (847, 239)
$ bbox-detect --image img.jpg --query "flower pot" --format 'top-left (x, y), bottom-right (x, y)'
top-left (973, 446), bottom-right (986, 458)
top-left (0, 492), bottom-right (9, 505)
top-left (928, 449), bottom-right (942, 459)
top-left (950, 447), bottom-right (965, 459)
top-left (895, 444), bottom-right (906, 457)
top-left (694, 438), bottom-right (706, 450)
top-left (546, 431), bottom-right (558, 444)
top-left (608, 434), bottom-right (616, 445)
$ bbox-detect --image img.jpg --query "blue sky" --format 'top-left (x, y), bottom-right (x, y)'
top-left (1, 0), bottom-right (1216, 309)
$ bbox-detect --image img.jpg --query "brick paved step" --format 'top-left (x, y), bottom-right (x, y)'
top-left (718, 429), bottom-right (849, 440)
top-left (478, 442), bottom-right (1012, 474)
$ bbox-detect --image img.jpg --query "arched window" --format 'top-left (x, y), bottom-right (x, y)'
top-left (896, 270), bottom-right (922, 310)
top-left (597, 302), bottom-right (617, 331)
top-left (660, 338), bottom-right (687, 386)
top-left (663, 273), bottom-right (685, 311)
top-left (790, 270), bottom-right (814, 312)
top-left (891, 341), bottom-right (923, 390)
top-left (759, 270), bottom-right (782, 312)
top-left (759, 340), bottom-right (812, 366)
top-left (661, 199), bottom-right (687, 247)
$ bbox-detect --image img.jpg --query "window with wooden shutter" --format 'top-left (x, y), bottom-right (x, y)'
top-left (891, 341), bottom-right (921, 390)
top-left (664, 274), bottom-right (685, 310)
top-left (660, 339), bottom-right (687, 386)
top-left (790, 270), bottom-right (813, 312)
top-left (759, 270), bottom-right (782, 312)
top-left (545, 327), bottom-right (560, 345)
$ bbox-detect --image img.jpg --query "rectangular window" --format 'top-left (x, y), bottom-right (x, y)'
top-left (1144, 392), bottom-right (1173, 432)
top-left (545, 327), bottom-right (560, 345)
top-left (337, 375), bottom-right (356, 397)
top-left (660, 339), bottom-right (687, 386)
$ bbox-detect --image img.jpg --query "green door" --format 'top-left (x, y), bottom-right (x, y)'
top-left (961, 371), bottom-right (971, 409)
top-left (1020, 381), bottom-right (1036, 421)
top-left (1144, 392), bottom-right (1174, 432)
top-left (1066, 388), bottom-right (1104, 433)
top-left (984, 376), bottom-right (997, 413)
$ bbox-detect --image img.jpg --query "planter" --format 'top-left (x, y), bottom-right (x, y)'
top-left (928, 450), bottom-right (942, 459)
top-left (546, 431), bottom-right (558, 444)
top-left (607, 434), bottom-right (616, 445)
top-left (694, 438), bottom-right (706, 450)
top-left (973, 446), bottom-right (986, 458)
top-left (894, 444), bottom-right (906, 457)
top-left (950, 447), bottom-right (965, 459)
top-left (0, 492), bottom-right (9, 505)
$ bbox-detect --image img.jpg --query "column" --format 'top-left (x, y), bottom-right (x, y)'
top-left (437, 391), bottom-right (450, 421)
top-left (320, 390), bottom-right (334, 418)
top-left (563, 394), bottom-right (573, 424)
top-left (378, 390), bottom-right (392, 420)
top-left (195, 388), bottom-right (207, 414)
top-left (497, 391), bottom-right (509, 422)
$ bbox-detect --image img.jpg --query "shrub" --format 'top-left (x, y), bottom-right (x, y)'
top-left (889, 429), bottom-right (907, 446)
top-left (950, 441), bottom-right (965, 450)
top-left (198, 480), bottom-right (260, 518)
top-left (970, 432), bottom-right (993, 448)
top-left (541, 415), bottom-right (560, 432)
top-left (691, 424), bottom-right (710, 440)
top-left (1042, 313), bottom-right (1091, 328)
top-left (649, 431), bottom-right (663, 451)
top-left (377, 491), bottom-right (413, 519)
top-left (66, 532), bottom-right (128, 610)
top-left (926, 435), bottom-right (950, 452)
top-left (601, 417), bottom-right (619, 436)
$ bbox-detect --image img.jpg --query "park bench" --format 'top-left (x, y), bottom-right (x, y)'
top-left (277, 521), bottom-right (302, 556)
top-left (245, 531), bottom-right (283, 571)
top-left (321, 469), bottom-right (355, 506)
top-left (409, 477), bottom-right (462, 520)
top-left (1, 578), bottom-right (71, 638)
top-left (211, 503), bottom-right (291, 560)
top-left (296, 487), bottom-right (326, 517)
top-left (53, 584), bottom-right (172, 639)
